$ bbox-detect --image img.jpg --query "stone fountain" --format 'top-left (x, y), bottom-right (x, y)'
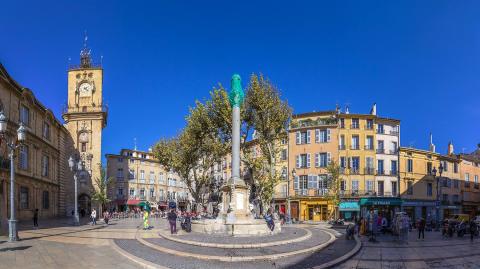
top-left (191, 74), bottom-right (280, 236)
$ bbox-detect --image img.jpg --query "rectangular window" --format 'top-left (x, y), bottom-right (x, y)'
top-left (466, 173), bottom-right (470, 182)
top-left (377, 140), bottom-right (384, 153)
top-left (407, 159), bottom-right (413, 173)
top-left (475, 175), bottom-right (479, 184)
top-left (20, 105), bottom-right (30, 125)
top-left (366, 119), bottom-right (374, 130)
top-left (454, 163), bottom-right (458, 173)
top-left (41, 155), bottom-right (49, 177)
top-left (427, 183), bottom-right (433, 196)
top-left (351, 157), bottom-right (360, 173)
top-left (339, 118), bottom-right (345, 128)
top-left (117, 158), bottom-right (124, 163)
top-left (427, 162), bottom-right (432, 175)
top-left (81, 143), bottom-right (87, 152)
top-left (42, 191), bottom-right (49, 209)
top-left (407, 181), bottom-right (413, 195)
top-left (316, 129), bottom-right (330, 143)
top-left (442, 194), bottom-right (449, 202)
top-left (140, 170), bottom-right (145, 181)
top-left (454, 179), bottom-right (459, 188)
top-left (118, 188), bottom-right (124, 196)
top-left (316, 153), bottom-right (328, 167)
top-left (281, 149), bottom-right (287, 161)
top-left (352, 180), bottom-right (359, 191)
top-left (296, 130), bottom-right (311, 144)
top-left (299, 175), bottom-right (308, 189)
top-left (366, 180), bottom-right (374, 191)
top-left (391, 160), bottom-right (397, 175)
top-left (20, 186), bottom-right (29, 209)
top-left (159, 173), bottom-right (165, 184)
top-left (453, 194), bottom-right (459, 202)
top-left (377, 181), bottom-right (384, 196)
top-left (391, 142), bottom-right (398, 154)
top-left (140, 188), bottom-right (145, 197)
top-left (149, 171), bottom-right (155, 183)
top-left (339, 135), bottom-right (345, 150)
top-left (340, 180), bottom-right (346, 191)
top-left (377, 124), bottom-right (384, 134)
top-left (365, 136), bottom-right (374, 150)
top-left (442, 161), bottom-right (448, 172)
top-left (351, 135), bottom-right (359, 150)
top-left (42, 122), bottom-right (50, 140)
top-left (377, 160), bottom-right (384, 175)
top-left (150, 188), bottom-right (155, 197)
top-left (391, 182), bottom-right (397, 196)
top-left (19, 145), bottom-right (28, 170)
top-left (129, 188), bottom-right (135, 196)
top-left (117, 168), bottom-right (124, 180)
top-left (351, 118), bottom-right (359, 129)
top-left (296, 154), bottom-right (310, 168)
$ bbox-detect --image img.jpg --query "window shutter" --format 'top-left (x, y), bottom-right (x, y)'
top-left (315, 129), bottom-right (319, 143)
top-left (313, 175), bottom-right (318, 189)
top-left (296, 131), bottom-right (301, 144)
top-left (315, 153), bottom-right (319, 167)
top-left (327, 129), bottom-right (331, 142)
top-left (307, 154), bottom-right (311, 168)
top-left (307, 130), bottom-right (311, 144)
top-left (296, 155), bottom-right (300, 168)
top-left (294, 176), bottom-right (299, 190)
top-left (327, 152), bottom-right (332, 165)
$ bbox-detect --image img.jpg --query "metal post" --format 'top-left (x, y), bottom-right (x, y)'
top-left (287, 176), bottom-right (291, 224)
top-left (436, 176), bottom-right (440, 231)
top-left (8, 145), bottom-right (18, 242)
top-left (73, 173), bottom-right (79, 226)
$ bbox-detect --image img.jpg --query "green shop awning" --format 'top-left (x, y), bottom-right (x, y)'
top-left (339, 202), bottom-right (360, 211)
top-left (360, 197), bottom-right (403, 206)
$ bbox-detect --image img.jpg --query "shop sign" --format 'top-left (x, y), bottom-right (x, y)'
top-left (339, 202), bottom-right (360, 211)
top-left (402, 200), bottom-right (436, 207)
top-left (360, 198), bottom-right (402, 206)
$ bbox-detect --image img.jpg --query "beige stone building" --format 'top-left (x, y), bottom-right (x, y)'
top-left (0, 40), bottom-right (107, 234)
top-left (106, 149), bottom-right (190, 211)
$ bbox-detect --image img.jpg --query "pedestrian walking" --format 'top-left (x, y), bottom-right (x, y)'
top-left (417, 218), bottom-right (426, 240)
top-left (33, 208), bottom-right (39, 229)
top-left (167, 209), bottom-right (177, 234)
top-left (470, 219), bottom-right (477, 242)
top-left (91, 209), bottom-right (97, 225)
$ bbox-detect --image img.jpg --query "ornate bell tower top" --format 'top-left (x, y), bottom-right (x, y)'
top-left (80, 32), bottom-right (92, 68)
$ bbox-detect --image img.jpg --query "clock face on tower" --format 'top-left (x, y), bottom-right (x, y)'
top-left (78, 82), bottom-right (93, 97)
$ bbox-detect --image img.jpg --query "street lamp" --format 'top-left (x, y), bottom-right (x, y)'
top-left (0, 111), bottom-right (27, 242)
top-left (287, 168), bottom-right (296, 224)
top-left (68, 156), bottom-right (84, 226)
top-left (432, 163), bottom-right (444, 231)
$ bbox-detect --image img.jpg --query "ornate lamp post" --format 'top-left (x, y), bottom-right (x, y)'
top-left (432, 163), bottom-right (444, 231)
top-left (288, 168), bottom-right (296, 224)
top-left (68, 156), bottom-right (84, 226)
top-left (0, 111), bottom-right (27, 242)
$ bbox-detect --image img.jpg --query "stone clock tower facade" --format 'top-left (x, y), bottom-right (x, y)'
top-left (62, 39), bottom-right (107, 212)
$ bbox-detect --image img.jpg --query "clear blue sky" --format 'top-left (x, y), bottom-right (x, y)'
top-left (1, 1), bottom-right (479, 160)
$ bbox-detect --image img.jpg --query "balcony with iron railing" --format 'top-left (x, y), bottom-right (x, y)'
top-left (365, 145), bottom-right (374, 150)
top-left (295, 189), bottom-right (309, 196)
top-left (350, 124), bottom-right (360, 129)
top-left (388, 149), bottom-right (398, 155)
top-left (377, 129), bottom-right (385, 134)
top-left (339, 145), bottom-right (346, 150)
top-left (377, 169), bottom-right (385, 176)
top-left (376, 148), bottom-right (385, 154)
top-left (350, 168), bottom-right (360, 175)
top-left (364, 168), bottom-right (375, 175)
top-left (340, 190), bottom-right (395, 198)
top-left (365, 125), bottom-right (374, 130)
top-left (350, 145), bottom-right (360, 150)
top-left (389, 131), bottom-right (399, 136)
top-left (390, 170), bottom-right (398, 176)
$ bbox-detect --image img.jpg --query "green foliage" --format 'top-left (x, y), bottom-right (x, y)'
top-left (326, 161), bottom-right (341, 219)
top-left (91, 165), bottom-right (113, 211)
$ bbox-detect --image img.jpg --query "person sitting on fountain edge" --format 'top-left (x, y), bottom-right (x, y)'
top-left (264, 208), bottom-right (275, 231)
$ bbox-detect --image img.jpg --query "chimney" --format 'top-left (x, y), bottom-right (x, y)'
top-left (447, 141), bottom-right (454, 155)
top-left (370, 103), bottom-right (377, 116)
top-left (429, 133), bottom-right (436, 153)
top-left (345, 105), bottom-right (350, 115)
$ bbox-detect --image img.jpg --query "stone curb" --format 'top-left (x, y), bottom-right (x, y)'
top-left (109, 239), bottom-right (170, 269)
top-left (136, 228), bottom-right (337, 262)
top-left (313, 234), bottom-right (362, 269)
top-left (157, 227), bottom-right (312, 249)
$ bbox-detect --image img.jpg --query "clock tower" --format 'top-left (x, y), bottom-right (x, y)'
top-left (63, 36), bottom-right (107, 211)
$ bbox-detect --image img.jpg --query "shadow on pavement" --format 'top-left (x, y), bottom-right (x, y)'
top-left (0, 246), bottom-right (31, 252)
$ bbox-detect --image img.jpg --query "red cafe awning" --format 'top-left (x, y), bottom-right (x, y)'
top-left (127, 199), bottom-right (141, 205)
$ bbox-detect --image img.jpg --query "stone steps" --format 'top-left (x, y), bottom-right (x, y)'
top-left (135, 227), bottom-right (336, 262)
